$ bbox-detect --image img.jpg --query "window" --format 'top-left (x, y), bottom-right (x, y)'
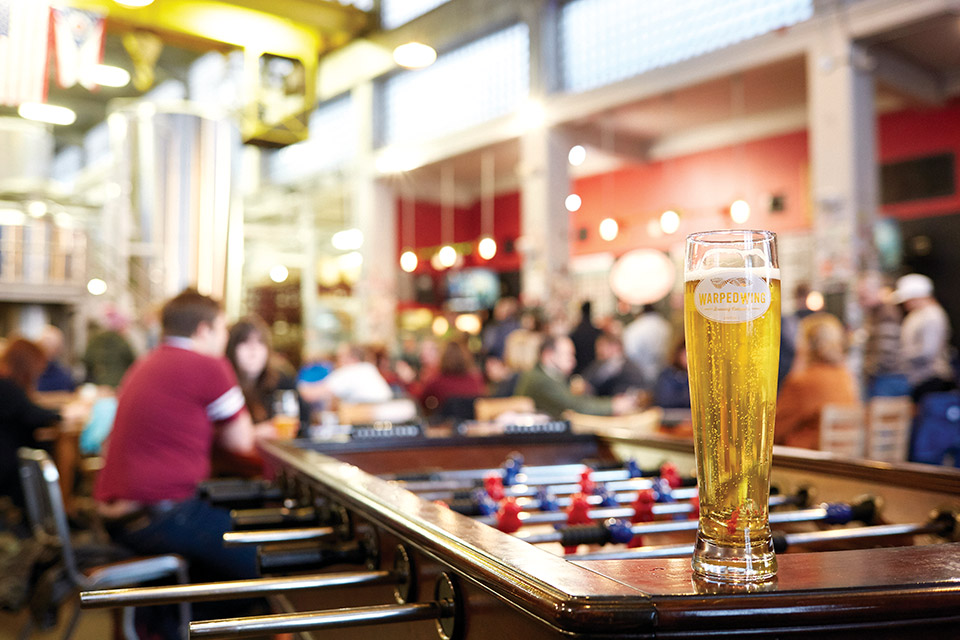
top-left (561, 0), bottom-right (814, 92)
top-left (381, 0), bottom-right (450, 30)
top-left (268, 95), bottom-right (356, 184)
top-left (380, 23), bottom-right (529, 147)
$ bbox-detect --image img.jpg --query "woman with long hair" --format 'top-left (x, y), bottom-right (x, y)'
top-left (775, 313), bottom-right (860, 449)
top-left (225, 316), bottom-right (302, 433)
top-left (419, 339), bottom-right (487, 419)
top-left (0, 338), bottom-right (62, 507)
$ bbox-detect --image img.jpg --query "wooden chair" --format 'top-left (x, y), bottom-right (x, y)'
top-left (866, 396), bottom-right (914, 462)
top-left (474, 396), bottom-right (536, 422)
top-left (17, 448), bottom-right (190, 640)
top-left (336, 398), bottom-right (419, 425)
top-left (819, 404), bottom-right (866, 458)
top-left (566, 407), bottom-right (663, 436)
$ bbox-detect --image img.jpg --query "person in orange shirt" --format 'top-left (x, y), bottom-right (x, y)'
top-left (775, 313), bottom-right (860, 450)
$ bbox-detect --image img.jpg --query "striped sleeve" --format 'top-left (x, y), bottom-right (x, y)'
top-left (206, 385), bottom-right (246, 422)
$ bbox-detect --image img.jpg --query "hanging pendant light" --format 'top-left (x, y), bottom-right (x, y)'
top-left (729, 74), bottom-right (751, 225)
top-left (399, 182), bottom-right (418, 272)
top-left (478, 151), bottom-right (497, 260)
top-left (437, 163), bottom-right (457, 270)
top-left (400, 250), bottom-right (418, 272)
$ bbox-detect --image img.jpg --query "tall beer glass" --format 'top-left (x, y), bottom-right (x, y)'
top-left (684, 230), bottom-right (780, 582)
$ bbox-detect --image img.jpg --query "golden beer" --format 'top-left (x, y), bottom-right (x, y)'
top-left (684, 230), bottom-right (780, 582)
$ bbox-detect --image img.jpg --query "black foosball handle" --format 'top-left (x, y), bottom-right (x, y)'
top-left (230, 506), bottom-right (320, 529)
top-left (197, 478), bottom-right (283, 505)
top-left (257, 541), bottom-right (367, 574)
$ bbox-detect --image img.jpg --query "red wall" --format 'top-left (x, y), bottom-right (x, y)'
top-left (878, 100), bottom-right (960, 220)
top-left (397, 99), bottom-right (960, 269)
top-left (571, 130), bottom-right (811, 256)
top-left (396, 192), bottom-right (521, 272)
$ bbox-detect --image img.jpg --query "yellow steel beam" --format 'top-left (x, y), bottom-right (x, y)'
top-left (62, 0), bottom-right (335, 59)
top-left (219, 0), bottom-right (368, 35)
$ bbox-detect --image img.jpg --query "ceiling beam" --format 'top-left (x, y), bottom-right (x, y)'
top-left (870, 47), bottom-right (945, 106)
top-left (561, 123), bottom-right (651, 163)
top-left (63, 0), bottom-right (321, 59)
top-left (214, 0), bottom-right (368, 37)
top-left (648, 106), bottom-right (808, 161)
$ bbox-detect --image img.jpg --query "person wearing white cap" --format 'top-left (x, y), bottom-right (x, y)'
top-left (893, 273), bottom-right (956, 402)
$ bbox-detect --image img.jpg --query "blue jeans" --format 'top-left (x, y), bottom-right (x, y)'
top-left (910, 391), bottom-right (960, 467)
top-left (110, 497), bottom-right (259, 582)
top-left (865, 373), bottom-right (911, 399)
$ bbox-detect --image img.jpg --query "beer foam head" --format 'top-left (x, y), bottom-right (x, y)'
top-left (686, 247), bottom-right (779, 282)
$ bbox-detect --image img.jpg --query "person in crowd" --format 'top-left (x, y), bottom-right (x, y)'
top-left (94, 289), bottom-right (273, 588)
top-left (298, 343), bottom-right (393, 407)
top-left (0, 339), bottom-right (82, 508)
top-left (515, 335), bottom-right (637, 418)
top-left (569, 301), bottom-right (602, 375)
top-left (856, 272), bottom-right (908, 398)
top-left (893, 273), bottom-right (957, 403)
top-left (401, 338), bottom-right (441, 400)
top-left (419, 340), bottom-right (487, 417)
top-left (397, 334), bottom-right (421, 371)
top-left (654, 338), bottom-right (690, 409)
top-left (622, 303), bottom-right (673, 386)
top-left (83, 306), bottom-right (137, 387)
top-left (226, 316), bottom-right (304, 432)
top-left (482, 296), bottom-right (520, 361)
top-left (35, 324), bottom-right (76, 392)
top-left (368, 342), bottom-right (406, 393)
top-left (490, 317), bottom-right (544, 397)
top-left (297, 348), bottom-right (333, 387)
top-left (581, 331), bottom-right (646, 398)
top-left (779, 282), bottom-right (816, 385)
top-left (775, 313), bottom-right (860, 449)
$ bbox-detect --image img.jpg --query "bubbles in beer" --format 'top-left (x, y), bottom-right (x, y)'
top-left (684, 276), bottom-right (780, 547)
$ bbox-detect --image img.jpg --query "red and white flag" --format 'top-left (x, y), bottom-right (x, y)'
top-left (51, 6), bottom-right (104, 89)
top-left (0, 0), bottom-right (51, 107)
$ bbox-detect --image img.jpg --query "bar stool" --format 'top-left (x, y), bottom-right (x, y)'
top-left (17, 448), bottom-right (191, 640)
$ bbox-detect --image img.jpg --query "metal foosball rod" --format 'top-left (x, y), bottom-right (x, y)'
top-left (573, 510), bottom-right (958, 560)
top-left (393, 457), bottom-right (692, 493)
top-left (443, 482), bottom-right (700, 516)
top-left (476, 492), bottom-right (798, 528)
top-left (80, 571), bottom-right (397, 608)
top-left (414, 476), bottom-right (696, 502)
top-left (518, 497), bottom-right (879, 546)
top-left (190, 602), bottom-right (448, 639)
top-left (188, 573), bottom-right (463, 640)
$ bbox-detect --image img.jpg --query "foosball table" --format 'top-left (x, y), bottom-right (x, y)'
top-left (81, 423), bottom-right (960, 638)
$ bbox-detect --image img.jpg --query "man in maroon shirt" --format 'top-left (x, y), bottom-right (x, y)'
top-left (95, 289), bottom-right (271, 583)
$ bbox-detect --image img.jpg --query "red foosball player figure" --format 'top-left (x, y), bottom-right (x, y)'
top-left (564, 493), bottom-right (593, 554)
top-left (496, 497), bottom-right (523, 533)
top-left (628, 489), bottom-right (656, 548)
top-left (484, 473), bottom-right (505, 501)
top-left (659, 462), bottom-right (682, 490)
top-left (579, 469), bottom-right (595, 495)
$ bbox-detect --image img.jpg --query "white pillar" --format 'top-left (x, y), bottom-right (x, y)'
top-left (806, 10), bottom-right (879, 329)
top-left (519, 127), bottom-right (571, 310)
top-left (351, 81), bottom-right (398, 345)
top-left (518, 0), bottom-right (570, 312)
top-left (298, 191), bottom-right (319, 349)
